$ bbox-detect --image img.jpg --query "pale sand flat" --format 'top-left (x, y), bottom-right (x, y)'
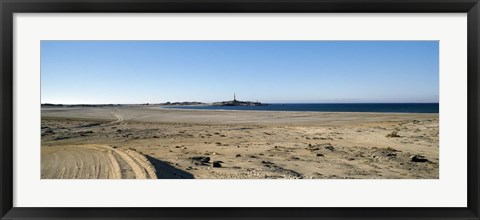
top-left (41, 106), bottom-right (438, 179)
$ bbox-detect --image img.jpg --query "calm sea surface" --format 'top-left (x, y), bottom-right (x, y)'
top-left (163, 103), bottom-right (439, 113)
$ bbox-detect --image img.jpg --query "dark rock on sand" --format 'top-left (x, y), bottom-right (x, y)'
top-left (386, 131), bottom-right (401, 138)
top-left (322, 143), bottom-right (335, 151)
top-left (386, 152), bottom-right (397, 157)
top-left (212, 161), bottom-right (222, 167)
top-left (44, 129), bottom-right (55, 134)
top-left (191, 156), bottom-right (210, 163)
top-left (411, 155), bottom-right (429, 162)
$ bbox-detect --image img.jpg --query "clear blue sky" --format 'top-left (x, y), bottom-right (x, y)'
top-left (41, 41), bottom-right (439, 104)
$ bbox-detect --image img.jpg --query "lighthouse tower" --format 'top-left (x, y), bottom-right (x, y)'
top-left (233, 93), bottom-right (237, 101)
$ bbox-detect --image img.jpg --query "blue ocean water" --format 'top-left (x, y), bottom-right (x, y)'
top-left (163, 103), bottom-right (439, 113)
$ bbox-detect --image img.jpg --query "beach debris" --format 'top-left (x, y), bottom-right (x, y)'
top-left (212, 161), bottom-right (222, 168)
top-left (316, 153), bottom-right (324, 157)
top-left (410, 155), bottom-right (429, 163)
top-left (235, 154), bottom-right (242, 157)
top-left (386, 131), bottom-right (401, 138)
top-left (191, 156), bottom-right (210, 163)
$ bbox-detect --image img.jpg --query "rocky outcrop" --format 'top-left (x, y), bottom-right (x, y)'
top-left (212, 100), bottom-right (267, 106)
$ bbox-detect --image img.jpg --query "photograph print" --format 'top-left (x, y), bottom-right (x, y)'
top-left (41, 41), bottom-right (439, 179)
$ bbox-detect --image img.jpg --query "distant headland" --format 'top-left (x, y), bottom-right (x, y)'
top-left (211, 93), bottom-right (267, 106)
top-left (158, 93), bottom-right (266, 106)
top-left (41, 93), bottom-right (267, 107)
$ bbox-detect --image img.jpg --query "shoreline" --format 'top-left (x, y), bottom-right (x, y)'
top-left (155, 106), bottom-right (439, 115)
top-left (41, 106), bottom-right (439, 126)
top-left (42, 102), bottom-right (439, 115)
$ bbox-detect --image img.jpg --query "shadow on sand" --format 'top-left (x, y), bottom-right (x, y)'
top-left (145, 155), bottom-right (195, 179)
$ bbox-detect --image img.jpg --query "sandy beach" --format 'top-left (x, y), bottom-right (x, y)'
top-left (41, 106), bottom-right (439, 179)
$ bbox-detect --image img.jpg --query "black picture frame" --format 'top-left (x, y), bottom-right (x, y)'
top-left (1, 0), bottom-right (479, 219)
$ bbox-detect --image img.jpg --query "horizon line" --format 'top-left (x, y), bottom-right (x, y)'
top-left (41, 102), bottom-right (440, 105)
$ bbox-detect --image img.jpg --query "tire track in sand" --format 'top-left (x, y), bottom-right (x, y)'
top-left (41, 144), bottom-right (157, 179)
top-left (110, 108), bottom-right (125, 125)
